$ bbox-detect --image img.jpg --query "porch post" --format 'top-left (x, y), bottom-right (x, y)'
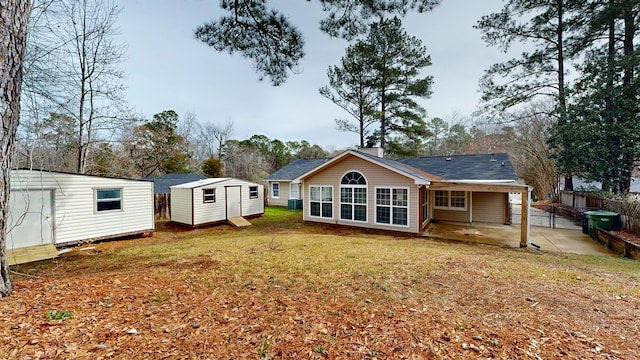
top-left (520, 188), bottom-right (530, 247)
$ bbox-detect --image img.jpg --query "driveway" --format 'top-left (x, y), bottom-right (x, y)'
top-left (511, 204), bottom-right (582, 230)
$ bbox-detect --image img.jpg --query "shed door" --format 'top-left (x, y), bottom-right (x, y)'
top-left (7, 189), bottom-right (54, 249)
top-left (226, 186), bottom-right (242, 218)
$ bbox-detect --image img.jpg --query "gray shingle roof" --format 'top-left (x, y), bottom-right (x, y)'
top-left (143, 172), bottom-right (208, 193)
top-left (395, 153), bottom-right (517, 181)
top-left (263, 153), bottom-right (517, 183)
top-left (264, 158), bottom-right (330, 181)
top-left (354, 151), bottom-right (442, 182)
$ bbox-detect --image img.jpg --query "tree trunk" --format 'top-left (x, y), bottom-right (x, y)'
top-left (618, 2), bottom-right (636, 193)
top-left (555, 0), bottom-right (574, 192)
top-left (0, 0), bottom-right (32, 297)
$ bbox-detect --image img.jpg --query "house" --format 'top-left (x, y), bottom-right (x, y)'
top-left (7, 169), bottom-right (155, 265)
top-left (142, 172), bottom-right (209, 220)
top-left (170, 178), bottom-right (264, 227)
top-left (286, 150), bottom-right (531, 246)
top-left (561, 176), bottom-right (640, 193)
top-left (143, 172), bottom-right (207, 194)
top-left (263, 158), bottom-right (329, 207)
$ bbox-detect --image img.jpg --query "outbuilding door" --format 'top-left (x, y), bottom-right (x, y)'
top-left (226, 186), bottom-right (242, 218)
top-left (7, 189), bottom-right (54, 249)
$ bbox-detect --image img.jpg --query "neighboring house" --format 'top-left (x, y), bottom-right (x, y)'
top-left (283, 150), bottom-right (531, 246)
top-left (143, 172), bottom-right (208, 194)
top-left (263, 158), bottom-right (329, 206)
top-left (170, 178), bottom-right (264, 227)
top-left (561, 177), bottom-right (640, 193)
top-left (7, 169), bottom-right (155, 265)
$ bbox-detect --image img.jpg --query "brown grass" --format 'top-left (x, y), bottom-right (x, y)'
top-left (2, 207), bottom-right (639, 359)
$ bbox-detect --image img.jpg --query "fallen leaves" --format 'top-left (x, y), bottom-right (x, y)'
top-left (2, 218), bottom-right (639, 359)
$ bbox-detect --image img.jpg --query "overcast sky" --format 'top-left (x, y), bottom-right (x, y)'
top-left (115, 0), bottom-right (506, 150)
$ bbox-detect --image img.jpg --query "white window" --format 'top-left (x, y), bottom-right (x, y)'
top-left (203, 188), bottom-right (216, 203)
top-left (272, 182), bottom-right (280, 198)
top-left (340, 171), bottom-right (367, 222)
top-left (96, 188), bottom-right (122, 212)
top-left (249, 186), bottom-right (259, 199)
top-left (309, 185), bottom-right (333, 218)
top-left (290, 183), bottom-right (299, 199)
top-left (434, 190), bottom-right (466, 210)
top-left (375, 187), bottom-right (408, 226)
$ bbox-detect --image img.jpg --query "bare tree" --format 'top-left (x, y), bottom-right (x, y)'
top-left (178, 111), bottom-right (200, 171)
top-left (1, 0), bottom-right (32, 297)
top-left (20, 0), bottom-right (127, 174)
top-left (196, 121), bottom-right (234, 159)
top-left (502, 102), bottom-right (560, 200)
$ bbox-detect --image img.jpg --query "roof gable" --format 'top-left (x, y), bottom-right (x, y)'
top-left (298, 150), bottom-right (439, 185)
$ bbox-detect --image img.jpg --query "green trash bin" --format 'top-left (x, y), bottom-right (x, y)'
top-left (584, 210), bottom-right (619, 239)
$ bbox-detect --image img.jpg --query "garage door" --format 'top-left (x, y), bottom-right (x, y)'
top-left (7, 189), bottom-right (54, 250)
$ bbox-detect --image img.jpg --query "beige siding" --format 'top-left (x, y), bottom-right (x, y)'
top-left (10, 170), bottom-right (154, 245)
top-left (302, 155), bottom-right (420, 234)
top-left (430, 191), bottom-right (508, 224)
top-left (472, 192), bottom-right (506, 224)
top-left (430, 190), bottom-right (471, 223)
top-left (174, 178), bottom-right (264, 226)
top-left (170, 187), bottom-right (193, 225)
top-left (267, 181), bottom-right (290, 206)
top-left (432, 208), bottom-right (470, 222)
top-left (193, 186), bottom-right (227, 225)
top-left (242, 184), bottom-right (265, 216)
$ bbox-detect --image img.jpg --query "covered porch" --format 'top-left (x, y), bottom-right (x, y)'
top-left (426, 181), bottom-right (531, 247)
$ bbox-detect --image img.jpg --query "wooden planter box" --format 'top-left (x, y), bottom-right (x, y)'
top-left (595, 228), bottom-right (640, 260)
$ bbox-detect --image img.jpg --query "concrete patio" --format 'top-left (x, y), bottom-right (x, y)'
top-left (423, 221), bottom-right (616, 257)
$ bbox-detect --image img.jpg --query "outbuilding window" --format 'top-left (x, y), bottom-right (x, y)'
top-left (203, 188), bottom-right (216, 203)
top-left (96, 189), bottom-right (122, 212)
top-left (249, 186), bottom-right (259, 199)
top-left (434, 190), bottom-right (466, 210)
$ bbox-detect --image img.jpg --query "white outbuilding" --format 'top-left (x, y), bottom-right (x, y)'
top-left (7, 169), bottom-right (155, 265)
top-left (170, 178), bottom-right (264, 227)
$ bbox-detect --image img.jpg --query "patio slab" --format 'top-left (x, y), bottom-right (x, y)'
top-left (424, 222), bottom-right (616, 256)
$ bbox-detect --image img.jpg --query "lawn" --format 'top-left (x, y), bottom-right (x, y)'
top-left (2, 207), bottom-right (639, 359)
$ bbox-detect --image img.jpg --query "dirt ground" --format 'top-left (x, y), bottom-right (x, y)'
top-left (1, 217), bottom-right (639, 359)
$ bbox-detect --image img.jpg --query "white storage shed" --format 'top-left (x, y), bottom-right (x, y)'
top-left (170, 178), bottom-right (264, 227)
top-left (7, 169), bottom-right (155, 264)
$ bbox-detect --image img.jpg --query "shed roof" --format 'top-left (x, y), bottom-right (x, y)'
top-left (264, 158), bottom-right (330, 181)
top-left (395, 153), bottom-right (517, 181)
top-left (143, 172), bottom-right (207, 193)
top-left (15, 168), bottom-right (153, 182)
top-left (170, 178), bottom-right (232, 189)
